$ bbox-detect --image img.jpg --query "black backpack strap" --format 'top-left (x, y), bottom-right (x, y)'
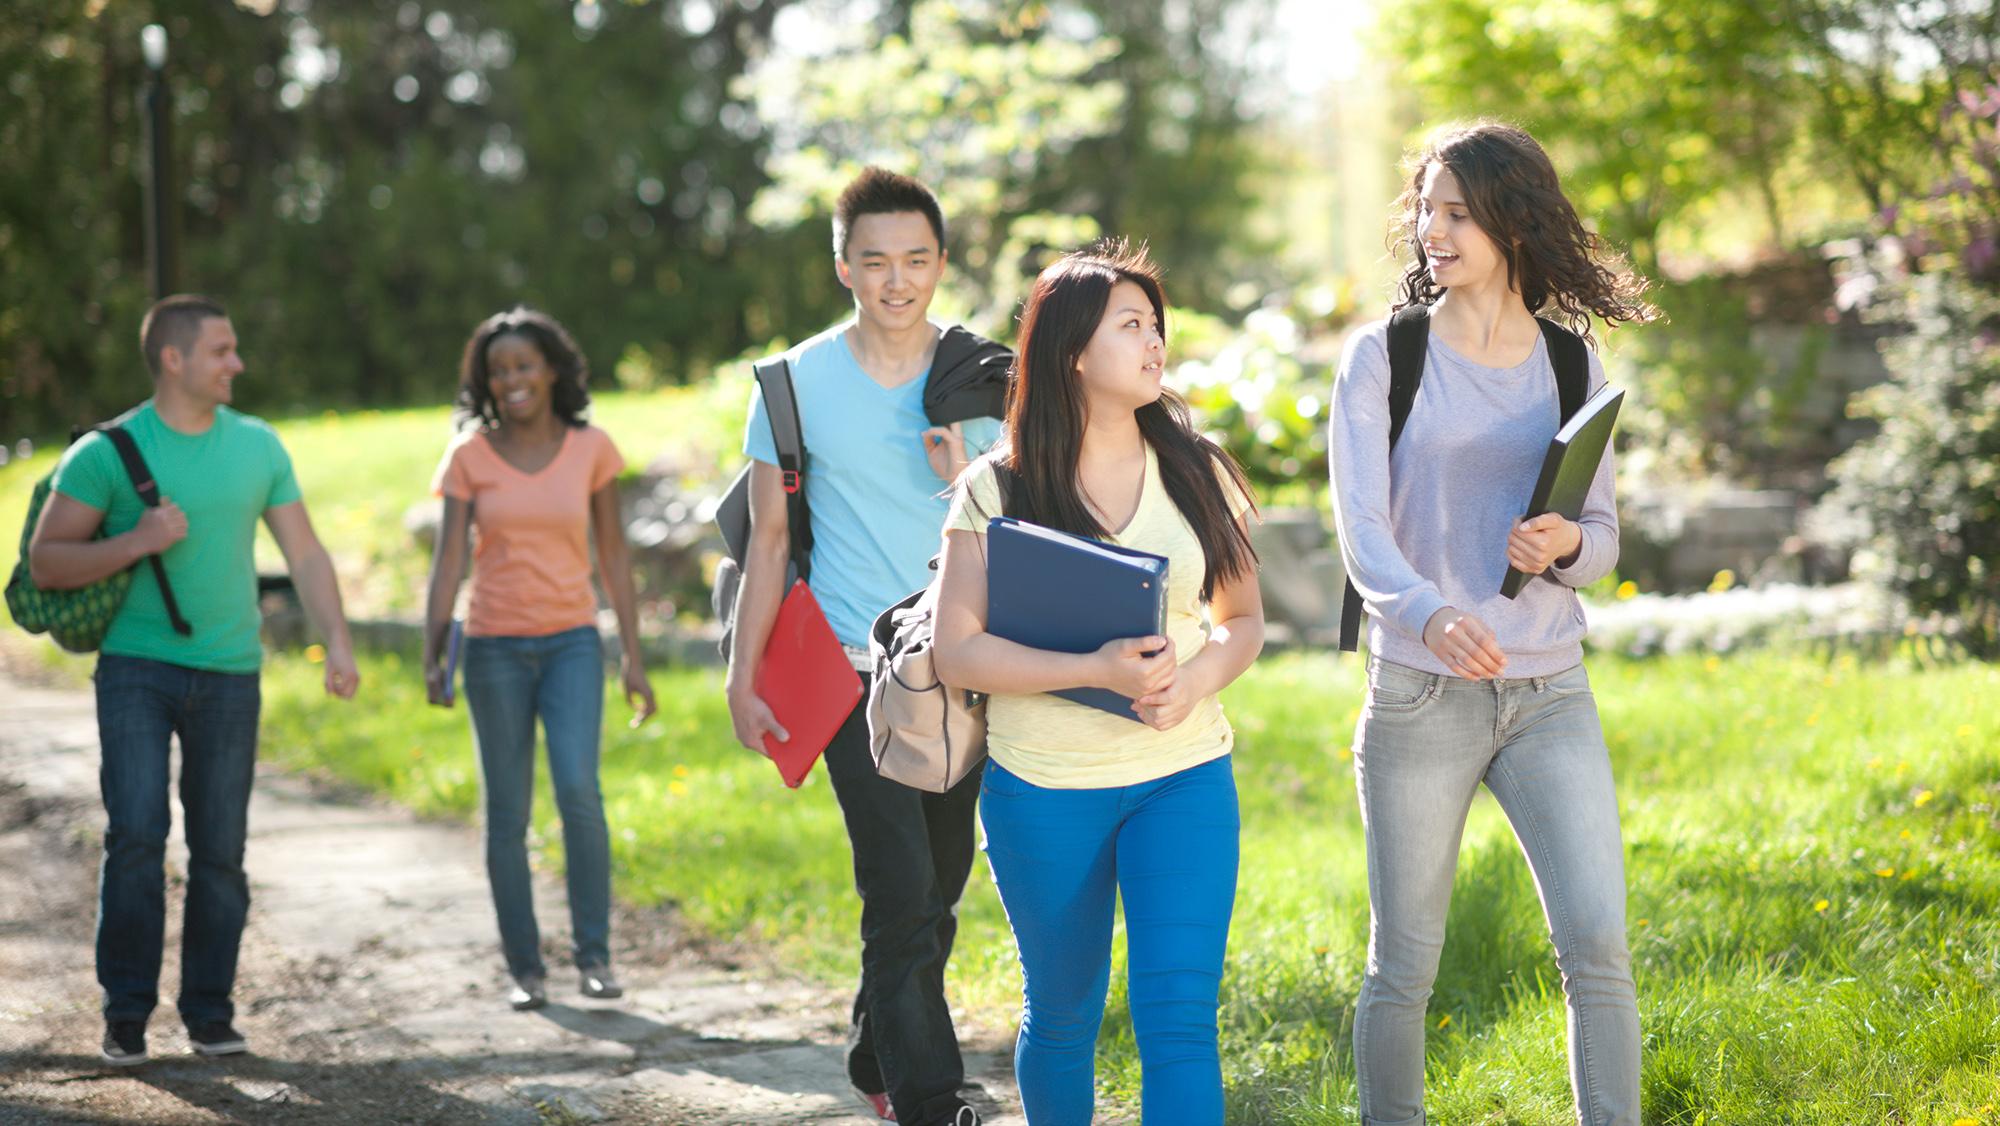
top-left (1537, 317), bottom-right (1590, 424)
top-left (97, 426), bottom-right (192, 637)
top-left (1340, 305), bottom-right (1433, 652)
top-left (753, 358), bottom-right (812, 582)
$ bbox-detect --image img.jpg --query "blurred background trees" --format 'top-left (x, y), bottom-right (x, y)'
top-left (3, 0), bottom-right (1997, 638)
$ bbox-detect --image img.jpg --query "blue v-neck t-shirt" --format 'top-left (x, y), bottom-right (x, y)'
top-left (743, 321), bottom-right (1002, 650)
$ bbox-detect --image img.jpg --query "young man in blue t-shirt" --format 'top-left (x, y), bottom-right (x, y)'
top-left (29, 295), bottom-right (359, 1066)
top-left (726, 169), bottom-right (1001, 1126)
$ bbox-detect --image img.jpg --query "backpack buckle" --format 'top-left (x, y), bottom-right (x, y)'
top-left (781, 469), bottom-right (801, 495)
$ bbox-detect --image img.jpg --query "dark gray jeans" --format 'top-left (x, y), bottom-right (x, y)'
top-left (1351, 658), bottom-right (1640, 1126)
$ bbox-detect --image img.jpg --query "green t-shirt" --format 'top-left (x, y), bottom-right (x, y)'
top-left (51, 401), bottom-right (301, 673)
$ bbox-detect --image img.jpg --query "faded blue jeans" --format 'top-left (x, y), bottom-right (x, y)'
top-left (94, 654), bottom-right (262, 1029)
top-left (1351, 658), bottom-right (1639, 1126)
top-left (461, 625), bottom-right (610, 978)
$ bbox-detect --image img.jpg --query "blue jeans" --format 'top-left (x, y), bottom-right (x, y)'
top-left (1352, 658), bottom-right (1640, 1126)
top-left (461, 625), bottom-right (610, 978)
top-left (94, 654), bottom-right (261, 1028)
top-left (980, 756), bottom-right (1239, 1126)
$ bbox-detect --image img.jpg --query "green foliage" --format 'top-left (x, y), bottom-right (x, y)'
top-left (1824, 273), bottom-right (2000, 657)
top-left (1822, 83), bottom-right (2000, 656)
top-left (3, 0), bottom-right (1283, 439)
top-left (1376, 0), bottom-right (1825, 267)
top-left (744, 0), bottom-right (1278, 324)
top-left (257, 646), bottom-right (2000, 1121)
top-left (1176, 305), bottom-right (1330, 503)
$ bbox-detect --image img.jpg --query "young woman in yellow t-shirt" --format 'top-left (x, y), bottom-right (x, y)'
top-left (933, 242), bottom-right (1264, 1124)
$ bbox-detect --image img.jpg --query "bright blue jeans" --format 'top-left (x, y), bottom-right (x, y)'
top-left (94, 654), bottom-right (261, 1028)
top-left (980, 755), bottom-right (1239, 1126)
top-left (461, 625), bottom-right (610, 978)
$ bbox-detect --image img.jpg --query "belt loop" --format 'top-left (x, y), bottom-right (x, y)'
top-left (1533, 675), bottom-right (1548, 693)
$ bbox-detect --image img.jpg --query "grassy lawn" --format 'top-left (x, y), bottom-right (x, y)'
top-left (1, 379), bottom-right (750, 619)
top-left (8, 402), bottom-right (1999, 1121)
top-left (254, 645), bottom-right (2000, 1124)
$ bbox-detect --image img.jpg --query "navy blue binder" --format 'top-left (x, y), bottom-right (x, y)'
top-left (984, 515), bottom-right (1170, 722)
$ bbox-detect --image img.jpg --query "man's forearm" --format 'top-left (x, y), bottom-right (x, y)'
top-left (28, 532), bottom-right (148, 590)
top-left (725, 542), bottom-right (790, 690)
top-left (290, 549), bottom-right (352, 653)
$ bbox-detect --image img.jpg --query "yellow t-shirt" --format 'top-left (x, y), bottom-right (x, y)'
top-left (945, 443), bottom-right (1252, 789)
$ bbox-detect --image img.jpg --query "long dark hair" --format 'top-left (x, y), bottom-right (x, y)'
top-left (453, 307), bottom-right (592, 431)
top-left (1391, 120), bottom-right (1658, 344)
top-left (995, 240), bottom-right (1257, 602)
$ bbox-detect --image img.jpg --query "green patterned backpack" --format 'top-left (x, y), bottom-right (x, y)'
top-left (5, 425), bottom-right (191, 653)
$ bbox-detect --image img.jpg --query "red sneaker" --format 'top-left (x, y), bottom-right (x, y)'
top-left (852, 1088), bottom-right (897, 1121)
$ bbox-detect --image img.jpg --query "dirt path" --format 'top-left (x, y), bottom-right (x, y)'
top-left (0, 668), bottom-right (1023, 1125)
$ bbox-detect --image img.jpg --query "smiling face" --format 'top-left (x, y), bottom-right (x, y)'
top-left (483, 332), bottom-right (556, 427)
top-left (160, 316), bottom-right (245, 408)
top-left (1418, 164), bottom-right (1509, 293)
top-left (836, 210), bottom-right (945, 332)
top-left (1074, 280), bottom-right (1167, 416)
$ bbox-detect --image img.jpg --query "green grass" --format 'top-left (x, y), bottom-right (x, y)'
top-left (2, 379), bottom-right (752, 618)
top-left (254, 646), bottom-right (2000, 1124)
top-left (10, 398), bottom-right (2000, 1121)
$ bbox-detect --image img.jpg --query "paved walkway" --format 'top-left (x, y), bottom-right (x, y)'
top-left (0, 670), bottom-right (1023, 1125)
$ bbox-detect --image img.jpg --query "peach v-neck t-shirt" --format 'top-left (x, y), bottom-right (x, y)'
top-left (431, 424), bottom-right (625, 638)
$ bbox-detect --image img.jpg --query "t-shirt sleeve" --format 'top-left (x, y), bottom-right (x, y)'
top-left (742, 376), bottom-right (778, 467)
top-left (944, 457), bottom-right (1006, 535)
top-left (959, 416), bottom-right (1004, 461)
top-left (263, 427), bottom-right (302, 509)
top-left (588, 427), bottom-right (626, 493)
top-left (49, 433), bottom-right (117, 511)
top-left (431, 435), bottom-right (475, 501)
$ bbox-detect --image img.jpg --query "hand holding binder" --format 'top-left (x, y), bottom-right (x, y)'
top-left (984, 516), bottom-right (1171, 722)
top-left (1501, 384), bottom-right (1624, 599)
top-left (752, 579), bottom-right (864, 787)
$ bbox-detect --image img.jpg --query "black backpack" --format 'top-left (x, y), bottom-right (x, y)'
top-left (1337, 304), bottom-right (1589, 652)
top-left (711, 358), bottom-right (811, 661)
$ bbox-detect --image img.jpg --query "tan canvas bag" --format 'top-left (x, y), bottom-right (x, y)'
top-left (865, 560), bottom-right (987, 793)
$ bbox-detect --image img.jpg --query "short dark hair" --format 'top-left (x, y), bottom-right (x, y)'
top-left (832, 167), bottom-right (945, 260)
top-left (140, 294), bottom-right (229, 376)
top-left (453, 306), bottom-right (593, 431)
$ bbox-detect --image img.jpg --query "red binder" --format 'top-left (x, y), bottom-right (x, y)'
top-left (752, 580), bottom-right (864, 788)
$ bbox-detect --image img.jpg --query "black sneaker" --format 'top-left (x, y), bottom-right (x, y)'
top-left (187, 1021), bottom-right (248, 1057)
top-left (101, 1020), bottom-right (147, 1066)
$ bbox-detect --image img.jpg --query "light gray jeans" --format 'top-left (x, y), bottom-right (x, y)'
top-left (1351, 657), bottom-right (1640, 1126)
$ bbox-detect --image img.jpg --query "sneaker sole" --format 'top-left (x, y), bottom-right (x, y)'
top-left (192, 1040), bottom-right (248, 1057)
top-left (100, 1049), bottom-right (148, 1067)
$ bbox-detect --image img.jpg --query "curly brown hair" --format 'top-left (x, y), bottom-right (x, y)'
top-left (1390, 120), bottom-right (1658, 345)
top-left (453, 307), bottom-right (592, 432)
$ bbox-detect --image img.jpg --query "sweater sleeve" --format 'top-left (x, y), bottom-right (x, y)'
top-left (1547, 348), bottom-right (1620, 588)
top-left (1327, 324), bottom-right (1449, 642)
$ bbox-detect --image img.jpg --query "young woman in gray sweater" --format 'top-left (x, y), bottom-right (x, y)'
top-left (1328, 120), bottom-right (1658, 1126)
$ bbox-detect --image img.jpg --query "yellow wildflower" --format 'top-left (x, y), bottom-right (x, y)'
top-left (1875, 866), bottom-right (1895, 878)
top-left (1914, 790), bottom-right (1935, 807)
top-left (673, 764), bottom-right (690, 778)
top-left (305, 644), bottom-right (326, 664)
top-left (1704, 656), bottom-right (1722, 673)
top-left (1615, 580), bottom-right (1638, 601)
top-left (668, 780), bottom-right (688, 797)
top-left (1436, 1014), bottom-right (1452, 1029)
top-left (1708, 569), bottom-right (1735, 593)
top-left (1812, 899), bottom-right (1830, 913)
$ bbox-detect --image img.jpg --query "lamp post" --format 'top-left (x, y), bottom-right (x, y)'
top-left (139, 24), bottom-right (174, 299)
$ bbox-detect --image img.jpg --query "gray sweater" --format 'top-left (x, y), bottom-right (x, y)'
top-left (1328, 318), bottom-right (1618, 678)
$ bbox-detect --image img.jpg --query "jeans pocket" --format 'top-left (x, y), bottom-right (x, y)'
top-left (1547, 663), bottom-right (1593, 697)
top-left (981, 762), bottom-right (1035, 798)
top-left (1367, 663), bottom-right (1439, 714)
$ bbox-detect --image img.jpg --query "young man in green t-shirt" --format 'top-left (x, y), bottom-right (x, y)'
top-left (28, 295), bottom-right (359, 1066)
